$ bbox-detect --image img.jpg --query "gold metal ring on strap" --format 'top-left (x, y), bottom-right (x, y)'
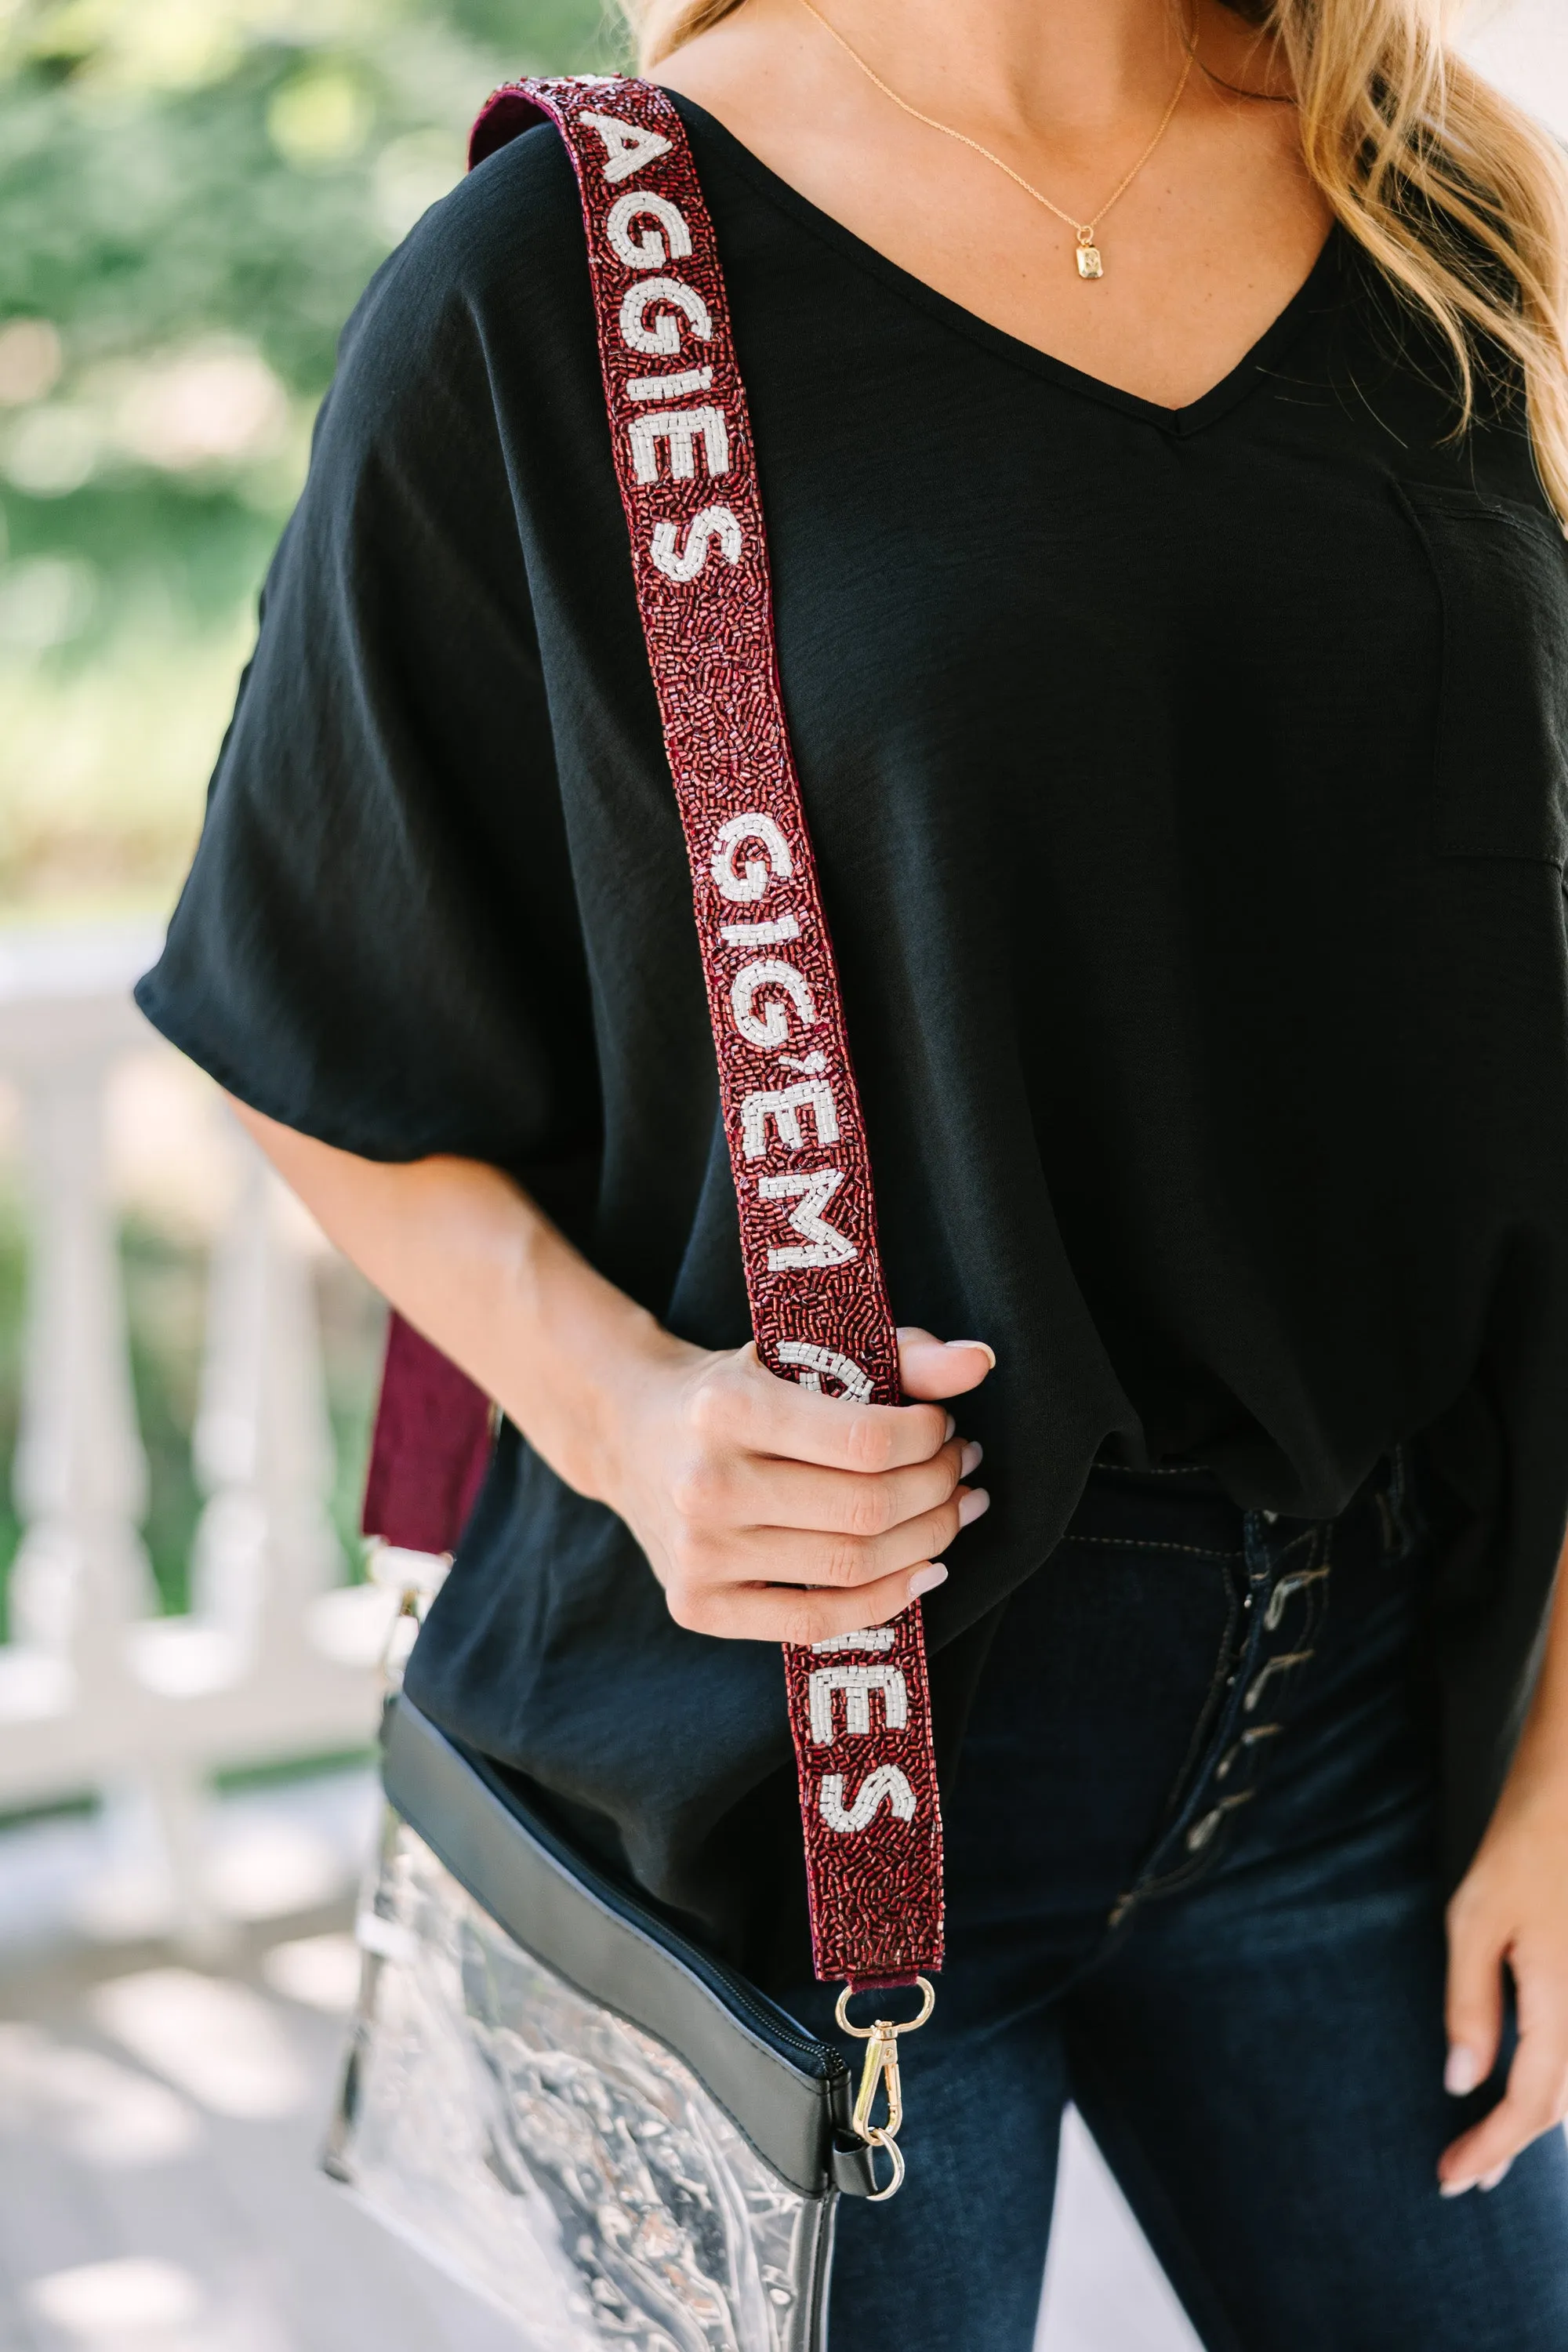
top-left (834, 1975), bottom-right (935, 2038)
top-left (862, 2125), bottom-right (906, 2202)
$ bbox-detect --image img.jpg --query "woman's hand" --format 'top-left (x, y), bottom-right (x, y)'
top-left (217, 1104), bottom-right (995, 1650)
top-left (1440, 1758), bottom-right (1568, 2195)
top-left (591, 1323), bottom-right (993, 1644)
top-left (1442, 1527), bottom-right (1568, 2196)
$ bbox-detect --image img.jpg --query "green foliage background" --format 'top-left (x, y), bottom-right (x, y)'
top-left (0, 0), bottom-right (616, 916)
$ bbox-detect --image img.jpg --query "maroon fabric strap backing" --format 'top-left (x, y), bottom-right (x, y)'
top-left (362, 1312), bottom-right (493, 1559)
top-left (365, 74), bottom-right (944, 1989)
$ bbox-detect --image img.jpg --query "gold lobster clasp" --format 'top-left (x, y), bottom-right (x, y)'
top-left (835, 1976), bottom-right (935, 2202)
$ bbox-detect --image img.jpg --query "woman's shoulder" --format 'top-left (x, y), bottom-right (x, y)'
top-left (316, 119), bottom-right (600, 460)
top-left (411, 117), bottom-right (588, 295)
top-left (339, 121), bottom-right (590, 376)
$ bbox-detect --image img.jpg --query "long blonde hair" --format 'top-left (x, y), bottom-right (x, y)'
top-left (621, 0), bottom-right (1568, 520)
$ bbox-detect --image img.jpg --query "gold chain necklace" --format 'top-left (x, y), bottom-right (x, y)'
top-left (793, 0), bottom-right (1199, 279)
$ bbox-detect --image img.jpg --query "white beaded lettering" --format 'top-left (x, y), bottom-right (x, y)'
top-left (619, 276), bottom-right (713, 356)
top-left (627, 365), bottom-right (714, 402)
top-left (605, 188), bottom-right (691, 267)
top-left (740, 1078), bottom-right (839, 1160)
top-left (808, 1664), bottom-right (909, 1744)
top-left (731, 957), bottom-right (816, 1047)
top-left (710, 814), bottom-right (793, 902)
top-left (811, 1624), bottom-right (897, 1652)
top-left (628, 405), bottom-right (729, 485)
top-left (760, 1168), bottom-right (858, 1269)
top-left (819, 1766), bottom-right (916, 1834)
top-left (580, 111), bottom-right (672, 185)
top-left (808, 1656), bottom-right (907, 1750)
top-left (779, 1341), bottom-right (875, 1403)
top-left (651, 504), bottom-right (742, 582)
top-left (720, 913), bottom-right (798, 946)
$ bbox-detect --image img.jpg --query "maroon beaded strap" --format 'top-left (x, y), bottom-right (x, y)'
top-left (365, 74), bottom-right (943, 1991)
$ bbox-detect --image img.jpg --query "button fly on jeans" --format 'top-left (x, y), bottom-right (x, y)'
top-left (1215, 1723), bottom-right (1282, 1781)
top-left (1186, 1789), bottom-right (1255, 1851)
top-left (1265, 1566), bottom-right (1329, 1630)
top-left (1245, 1650), bottom-right (1313, 1711)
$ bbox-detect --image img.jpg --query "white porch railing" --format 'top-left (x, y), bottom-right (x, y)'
top-left (0, 927), bottom-right (404, 1947)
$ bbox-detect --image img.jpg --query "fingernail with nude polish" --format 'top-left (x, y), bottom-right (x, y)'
top-left (959, 1440), bottom-right (985, 1479)
top-left (956, 1488), bottom-right (991, 1528)
top-left (1480, 2161), bottom-right (1512, 2191)
top-left (1445, 2046), bottom-right (1482, 2097)
top-left (942, 1413), bottom-right (956, 1441)
top-left (1439, 2176), bottom-right (1475, 2199)
top-left (908, 1563), bottom-right (948, 1600)
top-left (948, 1340), bottom-right (997, 1367)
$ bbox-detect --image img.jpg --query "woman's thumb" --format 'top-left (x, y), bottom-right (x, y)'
top-left (897, 1326), bottom-right (996, 1400)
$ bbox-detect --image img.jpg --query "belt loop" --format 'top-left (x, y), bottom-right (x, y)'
top-left (1367, 1446), bottom-right (1393, 1559)
top-left (1381, 1441), bottom-right (1415, 1559)
top-left (1241, 1507), bottom-right (1275, 1585)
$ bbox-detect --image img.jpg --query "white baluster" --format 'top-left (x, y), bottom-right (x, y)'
top-left (9, 1054), bottom-right (156, 1692)
top-left (190, 1121), bottom-right (343, 1664)
top-left (0, 938), bottom-right (389, 1952)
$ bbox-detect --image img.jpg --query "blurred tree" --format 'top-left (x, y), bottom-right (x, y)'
top-left (0, 0), bottom-right (617, 913)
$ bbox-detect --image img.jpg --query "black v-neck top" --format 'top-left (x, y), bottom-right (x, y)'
top-left (138, 96), bottom-right (1568, 1969)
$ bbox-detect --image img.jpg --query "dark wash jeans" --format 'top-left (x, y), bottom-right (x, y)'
top-left (786, 1458), bottom-right (1568, 2350)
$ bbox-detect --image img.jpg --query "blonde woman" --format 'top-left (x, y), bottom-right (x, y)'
top-left (139, 0), bottom-right (1568, 2340)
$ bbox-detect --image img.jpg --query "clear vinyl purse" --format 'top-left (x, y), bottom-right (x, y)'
top-left (325, 77), bottom-right (946, 2352)
top-left (325, 1693), bottom-right (863, 2352)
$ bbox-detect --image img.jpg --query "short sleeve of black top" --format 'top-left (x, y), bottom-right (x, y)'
top-left (137, 96), bottom-right (1568, 1970)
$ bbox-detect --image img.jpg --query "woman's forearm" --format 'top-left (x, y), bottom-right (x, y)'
top-left (226, 1097), bottom-right (677, 1504)
top-left (225, 1094), bottom-right (989, 1645)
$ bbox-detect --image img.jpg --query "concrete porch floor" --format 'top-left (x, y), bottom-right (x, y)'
top-left (0, 1773), bottom-right (1196, 2352)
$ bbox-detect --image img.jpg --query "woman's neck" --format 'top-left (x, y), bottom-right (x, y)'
top-left (656, 0), bottom-right (1323, 412)
top-left (797, 0), bottom-right (1196, 147)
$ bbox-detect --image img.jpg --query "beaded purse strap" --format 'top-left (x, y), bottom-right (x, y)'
top-left (365, 75), bottom-right (945, 2011)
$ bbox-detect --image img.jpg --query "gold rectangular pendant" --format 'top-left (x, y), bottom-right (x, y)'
top-left (1076, 243), bottom-right (1104, 281)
